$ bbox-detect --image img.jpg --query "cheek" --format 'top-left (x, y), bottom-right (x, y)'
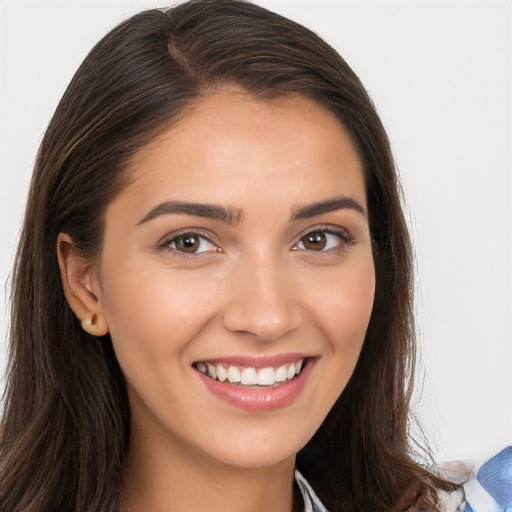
top-left (292, 255), bottom-right (375, 426)
top-left (98, 262), bottom-right (225, 361)
top-left (313, 258), bottom-right (375, 356)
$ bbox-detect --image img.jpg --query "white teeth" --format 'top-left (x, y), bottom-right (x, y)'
top-left (275, 365), bottom-right (287, 382)
top-left (197, 359), bottom-right (306, 386)
top-left (206, 363), bottom-right (217, 379)
top-left (258, 367), bottom-right (276, 386)
top-left (216, 364), bottom-right (228, 382)
top-left (227, 365), bottom-right (241, 383)
top-left (241, 367), bottom-right (258, 385)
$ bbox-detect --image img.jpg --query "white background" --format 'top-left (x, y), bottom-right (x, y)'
top-left (0, 0), bottom-right (510, 465)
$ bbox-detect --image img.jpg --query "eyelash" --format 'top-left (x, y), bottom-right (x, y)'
top-left (159, 226), bottom-right (354, 259)
top-left (159, 226), bottom-right (355, 258)
top-left (292, 227), bottom-right (355, 252)
top-left (158, 229), bottom-right (220, 258)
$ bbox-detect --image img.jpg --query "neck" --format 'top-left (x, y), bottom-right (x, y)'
top-left (120, 420), bottom-right (297, 512)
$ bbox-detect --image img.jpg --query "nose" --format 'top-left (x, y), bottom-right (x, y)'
top-left (222, 252), bottom-right (302, 341)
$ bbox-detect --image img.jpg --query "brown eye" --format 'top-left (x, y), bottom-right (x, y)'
top-left (301, 231), bottom-right (327, 250)
top-left (295, 229), bottom-right (353, 252)
top-left (175, 233), bottom-right (200, 252)
top-left (163, 231), bottom-right (218, 256)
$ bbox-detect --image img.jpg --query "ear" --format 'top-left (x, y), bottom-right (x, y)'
top-left (57, 233), bottom-right (109, 336)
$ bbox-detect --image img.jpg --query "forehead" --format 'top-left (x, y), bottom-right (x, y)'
top-left (119, 89), bottom-right (365, 211)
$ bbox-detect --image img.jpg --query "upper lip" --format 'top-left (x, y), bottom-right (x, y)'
top-left (193, 353), bottom-right (316, 368)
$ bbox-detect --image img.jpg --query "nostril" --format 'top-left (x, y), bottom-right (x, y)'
top-left (221, 263), bottom-right (302, 340)
top-left (223, 304), bottom-right (301, 341)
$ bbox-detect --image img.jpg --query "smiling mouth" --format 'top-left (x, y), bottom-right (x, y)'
top-left (194, 359), bottom-right (306, 388)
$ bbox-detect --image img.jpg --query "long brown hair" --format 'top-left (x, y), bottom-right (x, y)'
top-left (0, 2), bottom-right (457, 511)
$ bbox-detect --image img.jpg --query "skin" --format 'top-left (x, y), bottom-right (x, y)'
top-left (59, 90), bottom-right (375, 512)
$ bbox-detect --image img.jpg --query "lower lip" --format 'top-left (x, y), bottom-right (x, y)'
top-left (196, 360), bottom-right (313, 412)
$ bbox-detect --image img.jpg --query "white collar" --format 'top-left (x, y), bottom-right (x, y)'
top-left (295, 469), bottom-right (329, 512)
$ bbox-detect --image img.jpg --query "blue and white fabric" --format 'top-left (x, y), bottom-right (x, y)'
top-left (463, 447), bottom-right (512, 512)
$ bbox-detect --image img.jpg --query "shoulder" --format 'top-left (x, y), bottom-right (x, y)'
top-left (295, 470), bottom-right (458, 512)
top-left (462, 446), bottom-right (512, 512)
top-left (430, 446), bottom-right (512, 512)
top-left (295, 447), bottom-right (512, 512)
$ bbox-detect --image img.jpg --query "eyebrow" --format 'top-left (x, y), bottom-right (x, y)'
top-left (138, 196), bottom-right (365, 226)
top-left (137, 201), bottom-right (243, 226)
top-left (291, 196), bottom-right (366, 220)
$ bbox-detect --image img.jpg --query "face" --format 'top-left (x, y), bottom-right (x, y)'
top-left (94, 91), bottom-right (375, 470)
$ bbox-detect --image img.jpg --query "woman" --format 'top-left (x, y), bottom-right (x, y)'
top-left (0, 1), bottom-right (458, 511)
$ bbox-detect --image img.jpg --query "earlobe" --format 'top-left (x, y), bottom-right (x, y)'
top-left (57, 233), bottom-right (109, 336)
top-left (81, 314), bottom-right (109, 337)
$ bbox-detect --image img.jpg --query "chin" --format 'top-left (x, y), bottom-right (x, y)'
top-left (217, 449), bottom-right (296, 470)
top-left (203, 429), bottom-right (309, 470)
